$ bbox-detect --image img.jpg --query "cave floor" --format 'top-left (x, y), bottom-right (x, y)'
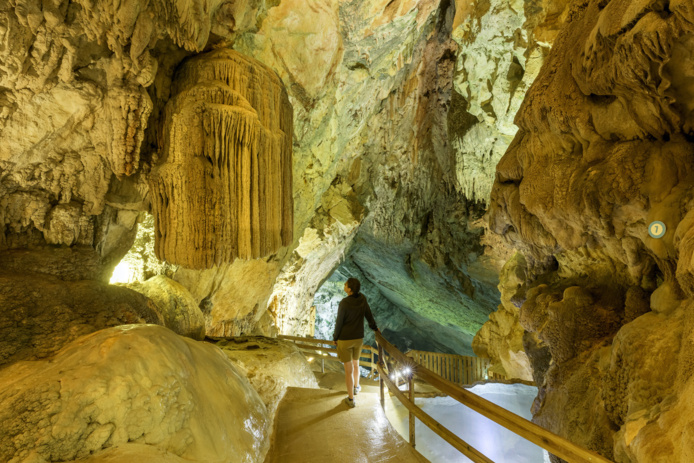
top-left (264, 372), bottom-right (429, 463)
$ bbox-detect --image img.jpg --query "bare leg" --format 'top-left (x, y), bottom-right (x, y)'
top-left (344, 362), bottom-right (354, 399)
top-left (352, 359), bottom-right (360, 389)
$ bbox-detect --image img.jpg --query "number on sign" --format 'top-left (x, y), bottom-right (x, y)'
top-left (648, 221), bottom-right (666, 239)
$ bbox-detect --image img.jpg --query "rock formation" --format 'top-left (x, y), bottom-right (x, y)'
top-left (0, 325), bottom-right (270, 463)
top-left (0, 0), bottom-right (263, 265)
top-left (472, 252), bottom-right (533, 380)
top-left (0, 271), bottom-right (163, 368)
top-left (150, 49), bottom-right (293, 269)
top-left (215, 336), bottom-right (320, 418)
top-left (484, 0), bottom-right (694, 460)
top-left (127, 275), bottom-right (206, 340)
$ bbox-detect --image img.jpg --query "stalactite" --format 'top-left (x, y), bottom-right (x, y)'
top-left (149, 49), bottom-right (293, 269)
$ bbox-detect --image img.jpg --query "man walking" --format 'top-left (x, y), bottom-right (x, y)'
top-left (333, 278), bottom-right (379, 408)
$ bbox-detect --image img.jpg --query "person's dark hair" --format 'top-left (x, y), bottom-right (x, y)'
top-left (346, 278), bottom-right (361, 295)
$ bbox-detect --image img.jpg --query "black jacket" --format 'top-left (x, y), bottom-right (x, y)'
top-left (333, 293), bottom-right (378, 341)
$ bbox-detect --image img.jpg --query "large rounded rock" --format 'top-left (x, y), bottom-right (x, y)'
top-left (128, 275), bottom-right (206, 340)
top-left (0, 324), bottom-right (269, 463)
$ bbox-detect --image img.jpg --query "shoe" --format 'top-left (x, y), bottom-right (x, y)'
top-left (354, 385), bottom-right (361, 395)
top-left (344, 397), bottom-right (356, 408)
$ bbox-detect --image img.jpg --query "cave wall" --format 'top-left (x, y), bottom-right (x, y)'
top-left (483, 0), bottom-right (694, 460)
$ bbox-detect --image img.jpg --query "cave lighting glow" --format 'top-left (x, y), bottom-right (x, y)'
top-left (385, 383), bottom-right (550, 463)
top-left (110, 260), bottom-right (137, 284)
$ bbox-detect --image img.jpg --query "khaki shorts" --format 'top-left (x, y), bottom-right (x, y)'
top-left (336, 338), bottom-right (363, 363)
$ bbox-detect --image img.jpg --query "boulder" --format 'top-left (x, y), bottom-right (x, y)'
top-left (0, 324), bottom-right (270, 463)
top-left (128, 275), bottom-right (205, 340)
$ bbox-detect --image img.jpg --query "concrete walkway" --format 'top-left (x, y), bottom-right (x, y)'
top-left (264, 372), bottom-right (429, 463)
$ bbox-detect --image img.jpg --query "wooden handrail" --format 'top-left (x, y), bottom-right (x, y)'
top-left (278, 335), bottom-right (379, 378)
top-left (278, 335), bottom-right (377, 353)
top-left (377, 363), bottom-right (493, 463)
top-left (375, 332), bottom-right (612, 463)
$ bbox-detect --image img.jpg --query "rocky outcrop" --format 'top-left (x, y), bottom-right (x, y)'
top-left (473, 253), bottom-right (533, 380)
top-left (450, 0), bottom-right (569, 203)
top-left (174, 258), bottom-right (286, 337)
top-left (150, 49), bottom-right (293, 269)
top-left (487, 0), bottom-right (694, 460)
top-left (215, 336), bottom-right (319, 418)
top-left (0, 325), bottom-right (270, 463)
top-left (0, 272), bottom-right (163, 368)
top-left (127, 275), bottom-right (206, 340)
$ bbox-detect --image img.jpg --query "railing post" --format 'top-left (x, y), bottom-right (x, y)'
top-left (321, 356), bottom-right (325, 373)
top-left (372, 349), bottom-right (376, 379)
top-left (409, 375), bottom-right (415, 448)
top-left (378, 342), bottom-right (384, 407)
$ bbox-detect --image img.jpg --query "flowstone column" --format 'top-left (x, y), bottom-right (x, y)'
top-left (150, 49), bottom-right (293, 269)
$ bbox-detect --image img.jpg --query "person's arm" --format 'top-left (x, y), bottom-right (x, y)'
top-left (364, 300), bottom-right (379, 332)
top-left (333, 301), bottom-right (346, 342)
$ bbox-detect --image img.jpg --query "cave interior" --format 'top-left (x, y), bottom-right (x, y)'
top-left (1, 0), bottom-right (694, 462)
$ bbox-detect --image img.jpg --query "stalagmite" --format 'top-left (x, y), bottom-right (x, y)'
top-left (150, 49), bottom-right (293, 269)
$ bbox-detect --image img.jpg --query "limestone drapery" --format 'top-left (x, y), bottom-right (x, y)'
top-left (150, 49), bottom-right (293, 269)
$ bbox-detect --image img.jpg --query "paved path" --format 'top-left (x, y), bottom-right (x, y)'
top-left (264, 373), bottom-right (428, 463)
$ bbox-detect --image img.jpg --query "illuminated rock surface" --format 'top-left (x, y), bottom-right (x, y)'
top-left (473, 253), bottom-right (533, 381)
top-left (214, 336), bottom-right (320, 418)
top-left (127, 275), bottom-right (206, 340)
top-left (150, 49), bottom-right (293, 268)
top-left (485, 0), bottom-right (694, 460)
top-left (0, 325), bottom-right (270, 463)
